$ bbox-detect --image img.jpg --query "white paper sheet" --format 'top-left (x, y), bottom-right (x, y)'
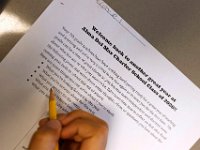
top-left (1, 0), bottom-right (200, 150)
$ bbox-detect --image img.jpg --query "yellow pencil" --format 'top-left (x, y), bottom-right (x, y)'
top-left (49, 88), bottom-right (59, 150)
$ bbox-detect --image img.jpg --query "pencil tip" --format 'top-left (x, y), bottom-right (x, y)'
top-left (49, 87), bottom-right (55, 101)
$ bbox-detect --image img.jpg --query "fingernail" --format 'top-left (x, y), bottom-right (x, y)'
top-left (45, 120), bottom-right (61, 130)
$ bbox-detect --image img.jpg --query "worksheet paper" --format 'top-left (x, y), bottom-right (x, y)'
top-left (0, 0), bottom-right (200, 150)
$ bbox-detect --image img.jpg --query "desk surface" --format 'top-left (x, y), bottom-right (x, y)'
top-left (0, 0), bottom-right (200, 149)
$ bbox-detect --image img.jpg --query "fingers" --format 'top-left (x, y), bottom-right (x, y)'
top-left (58, 110), bottom-right (105, 125)
top-left (29, 120), bottom-right (61, 150)
top-left (59, 110), bottom-right (109, 150)
top-left (61, 117), bottom-right (99, 139)
top-left (60, 118), bottom-right (108, 150)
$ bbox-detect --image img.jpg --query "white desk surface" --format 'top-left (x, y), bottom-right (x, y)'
top-left (0, 0), bottom-right (200, 149)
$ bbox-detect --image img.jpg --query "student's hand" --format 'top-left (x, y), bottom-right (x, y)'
top-left (58, 110), bottom-right (108, 150)
top-left (29, 119), bottom-right (61, 150)
top-left (29, 110), bottom-right (108, 150)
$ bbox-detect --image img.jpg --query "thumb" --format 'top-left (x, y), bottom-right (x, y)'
top-left (29, 120), bottom-right (61, 150)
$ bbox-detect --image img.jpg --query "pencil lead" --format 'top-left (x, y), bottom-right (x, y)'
top-left (49, 87), bottom-right (55, 101)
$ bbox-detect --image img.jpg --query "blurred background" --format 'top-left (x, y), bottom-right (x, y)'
top-left (0, 0), bottom-right (200, 149)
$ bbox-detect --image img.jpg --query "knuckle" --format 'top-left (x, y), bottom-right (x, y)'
top-left (99, 121), bottom-right (109, 133)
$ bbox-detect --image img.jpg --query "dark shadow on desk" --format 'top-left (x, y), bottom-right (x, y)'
top-left (0, 32), bottom-right (24, 62)
top-left (0, 0), bottom-right (52, 62)
top-left (3, 0), bottom-right (52, 26)
top-left (0, 0), bottom-right (10, 14)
